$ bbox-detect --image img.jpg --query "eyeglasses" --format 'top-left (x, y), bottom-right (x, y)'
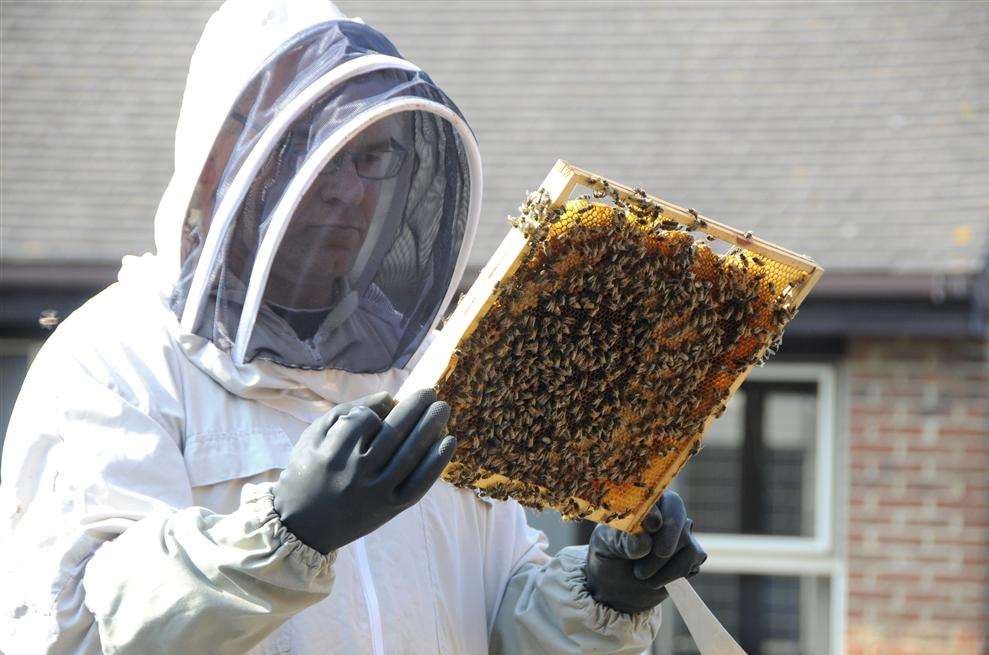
top-left (284, 124), bottom-right (409, 182)
top-left (319, 137), bottom-right (409, 180)
top-left (284, 125), bottom-right (409, 182)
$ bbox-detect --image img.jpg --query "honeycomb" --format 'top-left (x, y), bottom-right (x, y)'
top-left (436, 185), bottom-right (808, 528)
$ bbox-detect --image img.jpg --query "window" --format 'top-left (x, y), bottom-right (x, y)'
top-left (652, 363), bottom-right (841, 655)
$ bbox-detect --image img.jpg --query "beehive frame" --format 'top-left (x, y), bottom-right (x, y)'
top-left (399, 159), bottom-right (823, 532)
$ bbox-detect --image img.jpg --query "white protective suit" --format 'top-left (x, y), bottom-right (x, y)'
top-left (0, 1), bottom-right (662, 653)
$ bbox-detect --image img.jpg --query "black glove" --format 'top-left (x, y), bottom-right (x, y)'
top-left (584, 491), bottom-right (707, 614)
top-left (273, 389), bottom-right (456, 554)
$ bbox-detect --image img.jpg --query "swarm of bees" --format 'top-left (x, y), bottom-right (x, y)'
top-left (440, 180), bottom-right (805, 526)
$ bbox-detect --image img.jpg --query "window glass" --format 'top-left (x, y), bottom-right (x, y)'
top-left (764, 391), bottom-right (817, 536)
top-left (677, 382), bottom-right (818, 537)
top-left (677, 392), bottom-right (745, 533)
top-left (524, 507), bottom-right (585, 555)
top-left (1, 352), bottom-right (30, 469)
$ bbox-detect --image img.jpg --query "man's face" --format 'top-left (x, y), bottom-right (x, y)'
top-left (266, 116), bottom-right (409, 308)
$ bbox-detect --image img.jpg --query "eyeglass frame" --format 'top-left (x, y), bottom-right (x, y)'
top-left (317, 136), bottom-right (409, 181)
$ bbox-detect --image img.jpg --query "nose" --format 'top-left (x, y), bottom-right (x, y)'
top-left (318, 156), bottom-right (365, 206)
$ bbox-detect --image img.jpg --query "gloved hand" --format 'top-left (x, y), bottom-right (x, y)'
top-left (273, 389), bottom-right (456, 554)
top-left (584, 491), bottom-right (707, 614)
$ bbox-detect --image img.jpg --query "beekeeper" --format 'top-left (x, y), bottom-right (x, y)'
top-left (0, 1), bottom-right (706, 653)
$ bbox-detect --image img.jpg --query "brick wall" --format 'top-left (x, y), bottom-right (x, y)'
top-left (846, 337), bottom-right (989, 655)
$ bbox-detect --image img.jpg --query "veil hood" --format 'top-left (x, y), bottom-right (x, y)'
top-left (130, 0), bottom-right (480, 419)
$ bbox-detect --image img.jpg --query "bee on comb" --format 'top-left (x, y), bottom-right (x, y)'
top-left (399, 161), bottom-right (822, 532)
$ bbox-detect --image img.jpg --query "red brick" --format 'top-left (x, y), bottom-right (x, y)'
top-left (877, 609), bottom-right (922, 622)
top-left (877, 497), bottom-right (923, 509)
top-left (930, 461), bottom-right (988, 474)
top-left (962, 554), bottom-right (989, 567)
top-left (874, 535), bottom-right (925, 546)
top-left (939, 427), bottom-right (989, 438)
top-left (905, 443), bottom-right (944, 454)
top-left (850, 403), bottom-right (893, 418)
top-left (876, 572), bottom-right (922, 584)
top-left (932, 608), bottom-right (986, 622)
top-left (849, 589), bottom-right (895, 600)
top-left (937, 497), bottom-right (989, 511)
top-left (901, 516), bottom-right (952, 528)
top-left (851, 442), bottom-right (897, 454)
top-left (906, 591), bottom-right (954, 603)
top-left (934, 572), bottom-right (988, 585)
top-left (854, 479), bottom-right (901, 492)
top-left (912, 555), bottom-right (956, 567)
top-left (875, 425), bottom-right (924, 435)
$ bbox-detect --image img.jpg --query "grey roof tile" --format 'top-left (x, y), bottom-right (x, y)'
top-left (1, 0), bottom-right (221, 265)
top-left (2, 0), bottom-right (987, 278)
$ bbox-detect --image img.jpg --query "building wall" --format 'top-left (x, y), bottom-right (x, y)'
top-left (845, 337), bottom-right (989, 655)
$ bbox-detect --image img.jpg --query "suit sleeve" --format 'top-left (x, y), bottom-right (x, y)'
top-left (0, 336), bottom-right (333, 655)
top-left (487, 501), bottom-right (662, 654)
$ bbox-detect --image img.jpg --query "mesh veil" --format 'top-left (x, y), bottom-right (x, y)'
top-left (170, 20), bottom-right (476, 374)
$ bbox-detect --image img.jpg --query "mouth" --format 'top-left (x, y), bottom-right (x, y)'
top-left (299, 222), bottom-right (366, 253)
top-left (305, 223), bottom-right (363, 235)
top-left (302, 204), bottom-right (365, 233)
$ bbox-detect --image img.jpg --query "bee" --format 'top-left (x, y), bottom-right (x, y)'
top-left (743, 230), bottom-right (753, 239)
top-left (38, 309), bottom-right (60, 330)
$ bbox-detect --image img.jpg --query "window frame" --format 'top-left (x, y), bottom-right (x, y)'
top-left (693, 362), bottom-right (837, 560)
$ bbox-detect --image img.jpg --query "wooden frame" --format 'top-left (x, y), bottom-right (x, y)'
top-left (399, 159), bottom-right (823, 532)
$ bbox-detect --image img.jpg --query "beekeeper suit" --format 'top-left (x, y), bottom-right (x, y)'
top-left (0, 2), bottom-right (706, 653)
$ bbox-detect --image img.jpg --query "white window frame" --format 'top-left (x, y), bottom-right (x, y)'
top-left (668, 362), bottom-right (845, 655)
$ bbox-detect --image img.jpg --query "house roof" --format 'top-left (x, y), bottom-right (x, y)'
top-left (2, 1), bottom-right (987, 282)
top-left (1, 1), bottom-right (218, 264)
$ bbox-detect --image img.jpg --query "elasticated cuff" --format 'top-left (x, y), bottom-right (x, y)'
top-left (241, 482), bottom-right (336, 576)
top-left (555, 546), bottom-right (662, 639)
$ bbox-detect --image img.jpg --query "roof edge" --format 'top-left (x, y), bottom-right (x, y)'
top-left (811, 271), bottom-right (978, 302)
top-left (1, 261), bottom-right (120, 289)
top-left (3, 261), bottom-right (982, 300)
